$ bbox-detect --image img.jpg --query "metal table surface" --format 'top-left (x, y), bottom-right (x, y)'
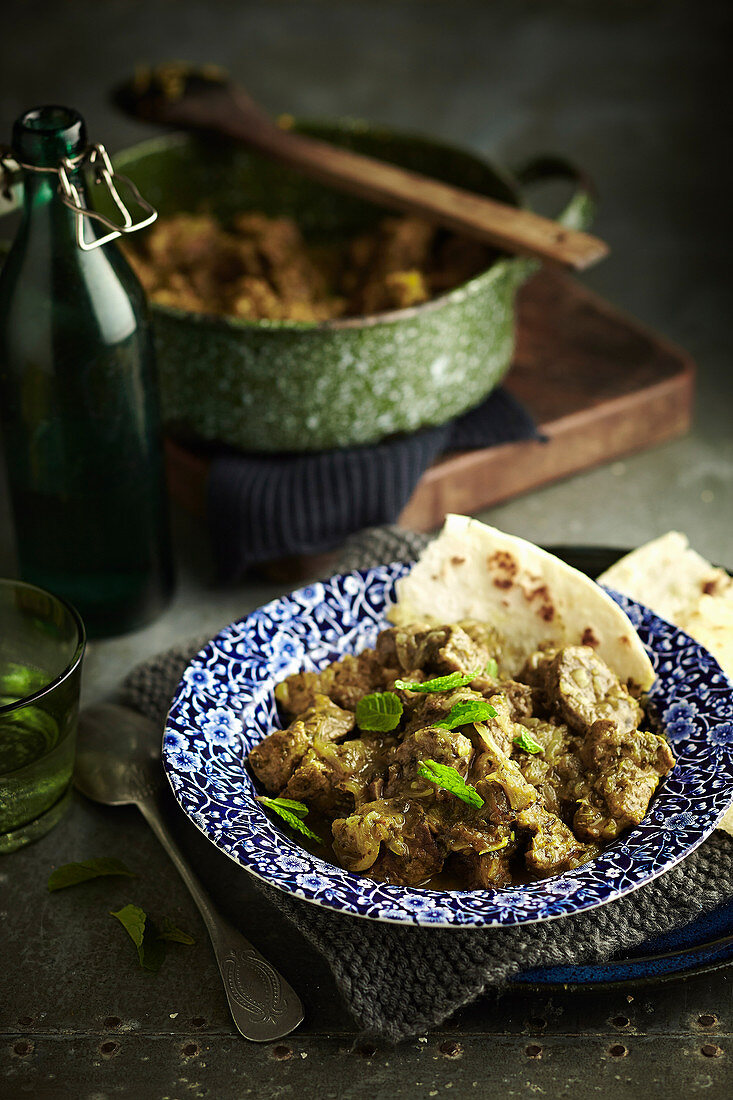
top-left (3, 787), bottom-right (732, 1099)
top-left (1, 2), bottom-right (732, 1097)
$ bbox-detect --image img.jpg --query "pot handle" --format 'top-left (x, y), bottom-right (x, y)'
top-left (513, 155), bottom-right (597, 234)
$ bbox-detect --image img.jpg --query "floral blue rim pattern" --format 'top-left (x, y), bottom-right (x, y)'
top-left (163, 563), bottom-right (733, 929)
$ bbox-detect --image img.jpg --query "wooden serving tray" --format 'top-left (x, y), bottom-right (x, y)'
top-left (165, 269), bottom-right (695, 568)
top-left (399, 269), bottom-right (695, 527)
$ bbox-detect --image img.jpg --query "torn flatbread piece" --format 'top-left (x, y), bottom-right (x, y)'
top-left (390, 514), bottom-right (655, 692)
top-left (597, 531), bottom-right (733, 681)
top-left (598, 531), bottom-right (733, 835)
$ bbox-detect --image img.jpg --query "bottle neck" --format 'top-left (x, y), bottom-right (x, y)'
top-left (13, 105), bottom-right (87, 168)
top-left (17, 164), bottom-right (90, 250)
top-left (12, 106), bottom-right (90, 241)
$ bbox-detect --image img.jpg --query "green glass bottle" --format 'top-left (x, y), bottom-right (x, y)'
top-left (0, 106), bottom-right (173, 637)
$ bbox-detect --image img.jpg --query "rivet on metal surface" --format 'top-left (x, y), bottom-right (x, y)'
top-left (439, 1040), bottom-right (463, 1059)
top-left (100, 1041), bottom-right (119, 1057)
top-left (271, 1045), bottom-right (293, 1060)
top-left (103, 1016), bottom-right (121, 1029)
top-left (190, 1016), bottom-right (207, 1028)
top-left (611, 1015), bottom-right (630, 1029)
top-left (698, 1014), bottom-right (718, 1028)
top-left (528, 1016), bottom-right (547, 1029)
top-left (701, 1044), bottom-right (723, 1058)
top-left (525, 1045), bottom-right (542, 1059)
top-left (181, 1043), bottom-right (199, 1058)
top-left (17, 1016), bottom-right (33, 1027)
top-left (12, 1040), bottom-right (33, 1057)
top-left (608, 1044), bottom-right (628, 1058)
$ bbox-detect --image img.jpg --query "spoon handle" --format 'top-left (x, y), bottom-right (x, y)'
top-left (136, 796), bottom-right (304, 1042)
top-left (234, 122), bottom-right (607, 271)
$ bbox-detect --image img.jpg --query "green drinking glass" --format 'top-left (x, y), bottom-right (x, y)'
top-left (0, 578), bottom-right (85, 853)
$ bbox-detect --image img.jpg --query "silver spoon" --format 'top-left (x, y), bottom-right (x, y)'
top-left (74, 702), bottom-right (304, 1042)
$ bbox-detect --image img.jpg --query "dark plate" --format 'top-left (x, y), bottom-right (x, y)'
top-left (513, 544), bottom-right (733, 990)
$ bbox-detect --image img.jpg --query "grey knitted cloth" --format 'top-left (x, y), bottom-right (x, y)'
top-left (120, 525), bottom-right (733, 1042)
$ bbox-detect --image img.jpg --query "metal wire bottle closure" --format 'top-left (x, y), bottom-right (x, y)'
top-left (0, 142), bottom-right (157, 251)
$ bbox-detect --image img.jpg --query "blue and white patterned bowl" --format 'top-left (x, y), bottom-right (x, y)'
top-left (163, 563), bottom-right (733, 928)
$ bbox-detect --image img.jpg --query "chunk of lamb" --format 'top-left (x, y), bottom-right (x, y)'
top-left (517, 803), bottom-right (597, 877)
top-left (460, 675), bottom-right (536, 720)
top-left (384, 725), bottom-right (474, 798)
top-left (441, 817), bottom-right (517, 887)
top-left (249, 724), bottom-right (310, 795)
top-left (410, 759), bottom-right (517, 886)
top-left (573, 773), bottom-right (659, 842)
top-left (249, 694), bottom-right (354, 793)
top-left (275, 650), bottom-right (384, 718)
top-left (470, 691), bottom-right (532, 756)
top-left (374, 623), bottom-right (428, 670)
top-left (374, 812), bottom-right (445, 885)
top-left (401, 686), bottom-right (484, 734)
top-left (376, 623), bottom-right (491, 677)
top-left (580, 719), bottom-right (675, 775)
top-left (332, 799), bottom-right (407, 872)
top-left (524, 646), bottom-right (643, 735)
top-left (573, 718), bottom-right (675, 841)
top-left (450, 849), bottom-right (514, 889)
top-left (282, 736), bottom-right (385, 818)
top-left (332, 800), bottom-right (444, 884)
top-left (425, 625), bottom-right (493, 676)
top-left (514, 718), bottom-right (585, 819)
top-left (400, 679), bottom-right (531, 740)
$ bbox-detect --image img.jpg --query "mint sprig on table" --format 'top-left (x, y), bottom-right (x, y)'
top-left (158, 916), bottom-right (196, 945)
top-left (394, 661), bottom-right (499, 694)
top-left (513, 730), bottom-right (543, 755)
top-left (417, 759), bottom-right (484, 808)
top-left (48, 857), bottom-right (136, 892)
top-left (355, 690), bottom-right (403, 732)
top-left (434, 700), bottom-right (497, 730)
top-left (257, 796), bottom-right (323, 843)
top-left (110, 904), bottom-right (194, 972)
top-left (48, 860), bottom-right (194, 972)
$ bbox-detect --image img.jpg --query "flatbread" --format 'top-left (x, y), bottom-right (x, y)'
top-left (597, 532), bottom-right (732, 624)
top-left (598, 532), bottom-right (733, 835)
top-left (390, 514), bottom-right (655, 690)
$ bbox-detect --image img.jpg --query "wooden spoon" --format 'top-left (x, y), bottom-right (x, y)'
top-left (113, 63), bottom-right (608, 271)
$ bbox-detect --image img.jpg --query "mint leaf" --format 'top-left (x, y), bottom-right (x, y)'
top-left (110, 904), bottom-right (165, 972)
top-left (48, 858), bottom-right (136, 892)
top-left (257, 796), bottom-right (323, 843)
top-left (513, 730), bottom-right (543, 755)
top-left (111, 903), bottom-right (147, 951)
top-left (434, 701), bottom-right (497, 730)
top-left (158, 917), bottom-right (195, 945)
top-left (417, 759), bottom-right (484, 808)
top-left (484, 658), bottom-right (499, 678)
top-left (255, 796), bottom-right (308, 819)
top-left (394, 670), bottom-right (482, 693)
top-left (355, 691), bottom-right (403, 732)
top-left (111, 906), bottom-right (194, 970)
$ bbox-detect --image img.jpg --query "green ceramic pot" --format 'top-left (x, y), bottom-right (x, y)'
top-left (116, 127), bottom-right (592, 452)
